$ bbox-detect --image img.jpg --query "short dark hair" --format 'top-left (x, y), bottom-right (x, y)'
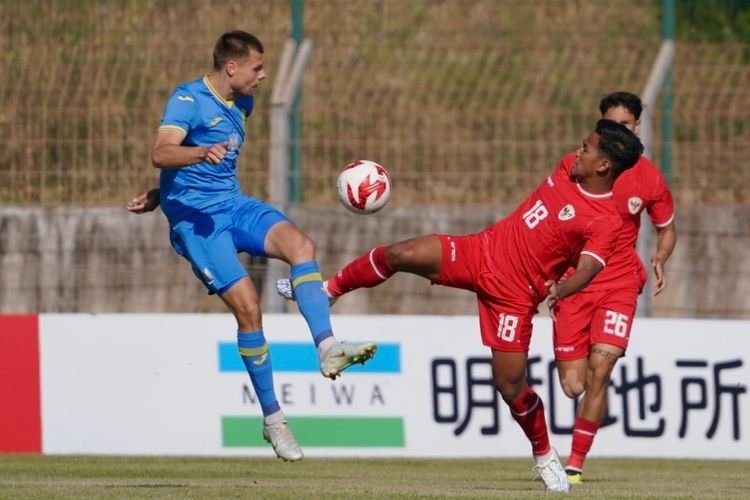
top-left (595, 118), bottom-right (644, 178)
top-left (213, 30), bottom-right (264, 70)
top-left (599, 91), bottom-right (643, 120)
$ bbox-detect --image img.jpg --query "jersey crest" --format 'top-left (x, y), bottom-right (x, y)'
top-left (558, 204), bottom-right (576, 221)
top-left (227, 132), bottom-right (241, 152)
top-left (628, 196), bottom-right (643, 215)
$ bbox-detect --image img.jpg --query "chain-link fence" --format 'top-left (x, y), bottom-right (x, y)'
top-left (1, 1), bottom-right (749, 317)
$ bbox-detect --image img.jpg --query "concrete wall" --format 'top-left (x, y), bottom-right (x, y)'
top-left (0, 206), bottom-right (748, 318)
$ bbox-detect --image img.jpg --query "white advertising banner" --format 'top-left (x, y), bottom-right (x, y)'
top-left (39, 314), bottom-right (749, 458)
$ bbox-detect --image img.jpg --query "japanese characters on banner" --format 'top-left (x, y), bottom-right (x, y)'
top-left (2, 314), bottom-right (747, 458)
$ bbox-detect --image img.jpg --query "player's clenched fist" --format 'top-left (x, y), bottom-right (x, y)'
top-left (204, 142), bottom-right (228, 164)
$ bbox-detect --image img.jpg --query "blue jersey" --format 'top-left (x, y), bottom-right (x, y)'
top-left (157, 76), bottom-right (254, 224)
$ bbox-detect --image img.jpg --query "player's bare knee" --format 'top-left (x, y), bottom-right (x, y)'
top-left (558, 366), bottom-right (585, 398)
top-left (560, 379), bottom-right (584, 399)
top-left (587, 368), bottom-right (614, 393)
top-left (494, 379), bottom-right (524, 403)
top-left (386, 240), bottom-right (420, 268)
top-left (385, 243), bottom-right (407, 268)
top-left (559, 376), bottom-right (585, 398)
top-left (295, 234), bottom-right (316, 260)
top-left (232, 299), bottom-right (263, 329)
top-left (283, 232), bottom-right (316, 263)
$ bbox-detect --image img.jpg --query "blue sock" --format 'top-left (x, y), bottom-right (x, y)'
top-left (237, 330), bottom-right (280, 417)
top-left (291, 261), bottom-right (334, 347)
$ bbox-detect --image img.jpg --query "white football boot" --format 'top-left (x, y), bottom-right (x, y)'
top-left (533, 448), bottom-right (571, 493)
top-left (262, 420), bottom-right (303, 462)
top-left (319, 341), bottom-right (377, 380)
top-left (276, 278), bottom-right (338, 306)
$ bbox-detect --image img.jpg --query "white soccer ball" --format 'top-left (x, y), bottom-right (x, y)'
top-left (336, 160), bottom-right (392, 214)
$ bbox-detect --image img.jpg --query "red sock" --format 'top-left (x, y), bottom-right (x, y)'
top-left (508, 387), bottom-right (551, 457)
top-left (327, 246), bottom-right (395, 296)
top-left (566, 416), bottom-right (600, 472)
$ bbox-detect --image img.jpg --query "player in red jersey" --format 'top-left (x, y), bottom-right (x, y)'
top-left (278, 119), bottom-right (644, 493)
top-left (553, 92), bottom-right (677, 484)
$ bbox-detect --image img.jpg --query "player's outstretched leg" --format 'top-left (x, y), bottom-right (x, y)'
top-left (276, 277), bottom-right (294, 300)
top-left (289, 261), bottom-right (376, 380)
top-left (318, 340), bottom-right (377, 380)
top-left (276, 278), bottom-right (337, 306)
top-left (278, 246), bottom-right (395, 305)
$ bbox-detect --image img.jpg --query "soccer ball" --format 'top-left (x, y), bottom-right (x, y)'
top-left (336, 160), bottom-right (392, 214)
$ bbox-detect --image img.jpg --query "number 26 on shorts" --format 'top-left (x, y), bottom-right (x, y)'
top-left (603, 310), bottom-right (630, 338)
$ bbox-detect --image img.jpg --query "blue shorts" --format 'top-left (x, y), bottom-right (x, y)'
top-left (169, 196), bottom-right (289, 295)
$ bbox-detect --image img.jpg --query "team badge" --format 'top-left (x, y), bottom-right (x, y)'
top-left (227, 133), bottom-right (241, 152)
top-left (628, 196), bottom-right (643, 214)
top-left (558, 204), bottom-right (575, 220)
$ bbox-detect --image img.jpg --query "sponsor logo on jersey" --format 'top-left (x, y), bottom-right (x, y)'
top-left (558, 204), bottom-right (575, 221)
top-left (555, 345), bottom-right (575, 352)
top-left (546, 176), bottom-right (554, 187)
top-left (210, 117), bottom-right (223, 127)
top-left (177, 95), bottom-right (194, 102)
top-left (628, 196), bottom-right (643, 214)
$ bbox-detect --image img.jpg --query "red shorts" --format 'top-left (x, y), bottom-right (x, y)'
top-left (436, 233), bottom-right (538, 353)
top-left (552, 285), bottom-right (640, 361)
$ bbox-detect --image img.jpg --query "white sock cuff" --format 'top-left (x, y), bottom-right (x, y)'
top-left (264, 410), bottom-right (285, 426)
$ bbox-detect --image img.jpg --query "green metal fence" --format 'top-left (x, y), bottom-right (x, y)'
top-left (1, 0), bottom-right (748, 318)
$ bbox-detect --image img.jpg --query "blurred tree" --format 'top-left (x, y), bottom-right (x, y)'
top-left (677, 0), bottom-right (750, 42)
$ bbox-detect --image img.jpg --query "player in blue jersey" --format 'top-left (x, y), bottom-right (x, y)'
top-left (126, 30), bottom-right (377, 461)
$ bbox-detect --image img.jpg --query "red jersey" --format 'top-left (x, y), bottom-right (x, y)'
top-left (559, 152), bottom-right (675, 290)
top-left (483, 157), bottom-right (623, 299)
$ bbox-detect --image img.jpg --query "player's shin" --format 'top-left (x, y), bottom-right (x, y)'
top-left (290, 261), bottom-right (335, 353)
top-left (237, 330), bottom-right (281, 420)
top-left (327, 246), bottom-right (395, 296)
top-left (566, 416), bottom-right (600, 473)
top-left (508, 386), bottom-right (552, 457)
top-left (240, 330), bottom-right (303, 461)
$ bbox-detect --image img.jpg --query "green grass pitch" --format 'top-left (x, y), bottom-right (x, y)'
top-left (0, 455), bottom-right (748, 499)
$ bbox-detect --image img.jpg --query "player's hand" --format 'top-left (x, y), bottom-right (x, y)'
top-left (126, 188), bottom-right (160, 214)
top-left (204, 142), bottom-right (228, 164)
top-left (651, 255), bottom-right (667, 296)
top-left (545, 279), bottom-right (561, 309)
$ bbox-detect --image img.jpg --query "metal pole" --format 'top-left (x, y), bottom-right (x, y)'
top-left (289, 0), bottom-right (304, 202)
top-left (266, 39), bottom-right (297, 313)
top-left (266, 34), bottom-right (313, 313)
top-left (636, 0), bottom-right (675, 317)
top-left (660, 0), bottom-right (676, 185)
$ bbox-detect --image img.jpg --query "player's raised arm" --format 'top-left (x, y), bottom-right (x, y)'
top-left (151, 128), bottom-right (227, 169)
